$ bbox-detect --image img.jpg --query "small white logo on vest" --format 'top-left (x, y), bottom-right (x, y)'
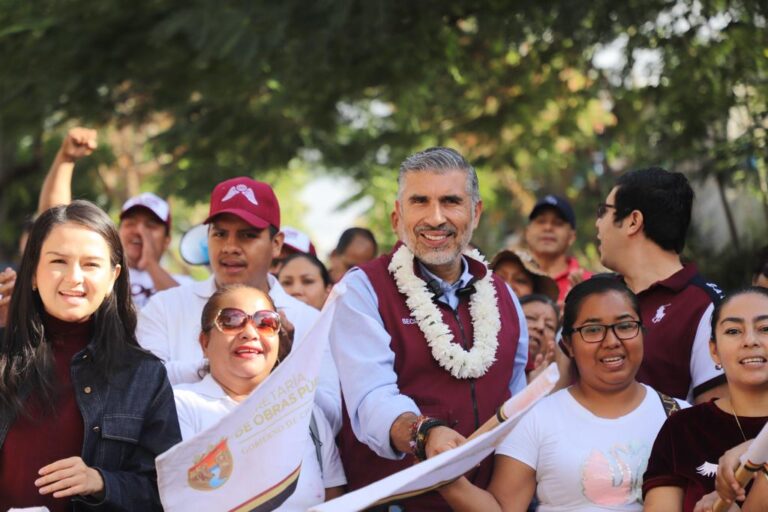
top-left (221, 184), bottom-right (258, 205)
top-left (696, 462), bottom-right (718, 478)
top-left (652, 303), bottom-right (671, 324)
top-left (706, 282), bottom-right (724, 298)
top-left (401, 317), bottom-right (417, 325)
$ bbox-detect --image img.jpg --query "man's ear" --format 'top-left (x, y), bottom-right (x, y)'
top-left (625, 210), bottom-right (644, 236)
top-left (271, 231), bottom-right (285, 259)
top-left (472, 200), bottom-right (483, 229)
top-left (391, 201), bottom-right (401, 233)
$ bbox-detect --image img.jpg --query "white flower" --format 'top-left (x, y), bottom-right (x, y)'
top-left (387, 245), bottom-right (501, 379)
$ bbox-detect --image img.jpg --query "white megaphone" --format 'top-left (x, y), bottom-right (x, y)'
top-left (179, 224), bottom-right (209, 266)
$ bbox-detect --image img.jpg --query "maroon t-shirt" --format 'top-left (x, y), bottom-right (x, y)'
top-left (632, 263), bottom-right (725, 400)
top-left (0, 315), bottom-right (91, 511)
top-left (643, 401), bottom-right (768, 511)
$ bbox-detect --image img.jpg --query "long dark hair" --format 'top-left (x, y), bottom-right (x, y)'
top-left (0, 200), bottom-right (139, 418)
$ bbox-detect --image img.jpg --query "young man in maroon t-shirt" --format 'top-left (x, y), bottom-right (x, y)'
top-left (595, 167), bottom-right (727, 404)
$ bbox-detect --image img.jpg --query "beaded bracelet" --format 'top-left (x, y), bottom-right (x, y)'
top-left (407, 415), bottom-right (428, 455)
top-left (413, 417), bottom-right (448, 461)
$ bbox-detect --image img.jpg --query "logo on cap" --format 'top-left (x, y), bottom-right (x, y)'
top-left (221, 184), bottom-right (259, 206)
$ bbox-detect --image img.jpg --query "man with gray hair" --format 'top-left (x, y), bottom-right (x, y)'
top-left (329, 147), bottom-right (529, 510)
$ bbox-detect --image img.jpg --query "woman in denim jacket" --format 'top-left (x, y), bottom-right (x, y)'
top-left (0, 201), bottom-right (181, 511)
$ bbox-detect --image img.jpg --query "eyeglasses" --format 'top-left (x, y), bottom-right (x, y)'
top-left (570, 320), bottom-right (642, 343)
top-left (213, 308), bottom-right (281, 335)
top-left (596, 203), bottom-right (616, 219)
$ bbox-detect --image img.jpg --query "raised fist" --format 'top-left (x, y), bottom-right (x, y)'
top-left (59, 127), bottom-right (97, 163)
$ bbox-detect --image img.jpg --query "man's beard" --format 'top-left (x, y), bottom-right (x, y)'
top-left (398, 219), bottom-right (474, 268)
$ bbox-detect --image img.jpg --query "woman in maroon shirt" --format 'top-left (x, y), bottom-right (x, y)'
top-left (0, 201), bottom-right (180, 511)
top-left (643, 287), bottom-right (768, 511)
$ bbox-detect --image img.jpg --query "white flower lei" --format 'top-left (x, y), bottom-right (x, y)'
top-left (388, 244), bottom-right (501, 379)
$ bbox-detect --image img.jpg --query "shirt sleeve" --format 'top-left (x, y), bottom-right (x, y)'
top-left (642, 416), bottom-right (687, 497)
top-left (689, 303), bottom-right (726, 399)
top-left (314, 406), bottom-right (347, 488)
top-left (329, 269), bottom-right (420, 460)
top-left (172, 389), bottom-right (198, 441)
top-left (506, 283), bottom-right (529, 396)
top-left (495, 400), bottom-right (540, 471)
top-left (137, 293), bottom-right (201, 386)
top-left (316, 346), bottom-right (342, 435)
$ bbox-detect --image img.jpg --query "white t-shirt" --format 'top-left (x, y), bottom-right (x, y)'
top-left (137, 274), bottom-right (342, 433)
top-left (128, 267), bottom-right (195, 309)
top-left (496, 385), bottom-right (688, 512)
top-left (174, 375), bottom-right (346, 511)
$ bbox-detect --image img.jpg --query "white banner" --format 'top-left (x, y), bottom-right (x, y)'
top-left (310, 363), bottom-right (559, 512)
top-left (156, 286), bottom-right (343, 512)
top-left (740, 419), bottom-right (768, 469)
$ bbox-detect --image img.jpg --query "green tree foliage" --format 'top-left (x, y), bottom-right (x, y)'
top-left (1, 0), bottom-right (766, 280)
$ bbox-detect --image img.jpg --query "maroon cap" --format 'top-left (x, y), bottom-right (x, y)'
top-left (204, 177), bottom-right (280, 229)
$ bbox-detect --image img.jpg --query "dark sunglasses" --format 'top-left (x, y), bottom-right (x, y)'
top-left (214, 308), bottom-right (281, 335)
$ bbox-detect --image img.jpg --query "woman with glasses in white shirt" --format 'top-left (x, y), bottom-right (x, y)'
top-left (173, 284), bottom-right (345, 511)
top-left (437, 277), bottom-right (686, 511)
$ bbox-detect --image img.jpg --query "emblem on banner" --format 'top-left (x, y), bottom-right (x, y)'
top-left (187, 439), bottom-right (234, 491)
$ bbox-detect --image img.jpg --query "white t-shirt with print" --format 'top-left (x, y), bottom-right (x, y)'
top-left (496, 384), bottom-right (688, 511)
top-left (173, 375), bottom-right (346, 511)
top-left (128, 267), bottom-right (194, 309)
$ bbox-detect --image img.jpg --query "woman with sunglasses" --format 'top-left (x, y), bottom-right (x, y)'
top-left (173, 284), bottom-right (346, 510)
top-left (437, 277), bottom-right (686, 511)
top-left (643, 287), bottom-right (768, 512)
top-left (0, 201), bottom-right (181, 511)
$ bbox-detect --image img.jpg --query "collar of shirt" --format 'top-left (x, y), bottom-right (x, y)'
top-left (266, 273), bottom-right (291, 309)
top-left (552, 256), bottom-right (581, 282)
top-left (192, 273), bottom-right (289, 306)
top-left (192, 373), bottom-right (236, 402)
top-left (193, 275), bottom-right (217, 300)
top-left (624, 262), bottom-right (699, 295)
top-left (417, 257), bottom-right (472, 310)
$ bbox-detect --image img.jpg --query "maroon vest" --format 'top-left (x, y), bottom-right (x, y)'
top-left (338, 247), bottom-right (520, 511)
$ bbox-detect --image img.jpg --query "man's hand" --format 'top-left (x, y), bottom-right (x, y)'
top-left (135, 224), bottom-right (162, 271)
top-left (425, 426), bottom-right (467, 459)
top-left (568, 269), bottom-right (587, 287)
top-left (35, 456), bottom-right (105, 499)
top-left (59, 127), bottom-right (97, 163)
top-left (716, 440), bottom-right (752, 505)
top-left (0, 267), bottom-right (16, 328)
top-left (693, 490), bottom-right (740, 512)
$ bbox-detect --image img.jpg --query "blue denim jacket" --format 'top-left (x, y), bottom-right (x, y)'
top-left (0, 341), bottom-right (181, 511)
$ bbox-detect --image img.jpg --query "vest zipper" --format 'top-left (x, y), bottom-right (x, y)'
top-left (451, 307), bottom-right (480, 429)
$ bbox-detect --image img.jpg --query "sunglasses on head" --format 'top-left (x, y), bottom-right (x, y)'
top-left (214, 308), bottom-right (281, 335)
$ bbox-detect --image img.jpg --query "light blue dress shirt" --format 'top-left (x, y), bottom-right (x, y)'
top-left (329, 256), bottom-right (529, 460)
